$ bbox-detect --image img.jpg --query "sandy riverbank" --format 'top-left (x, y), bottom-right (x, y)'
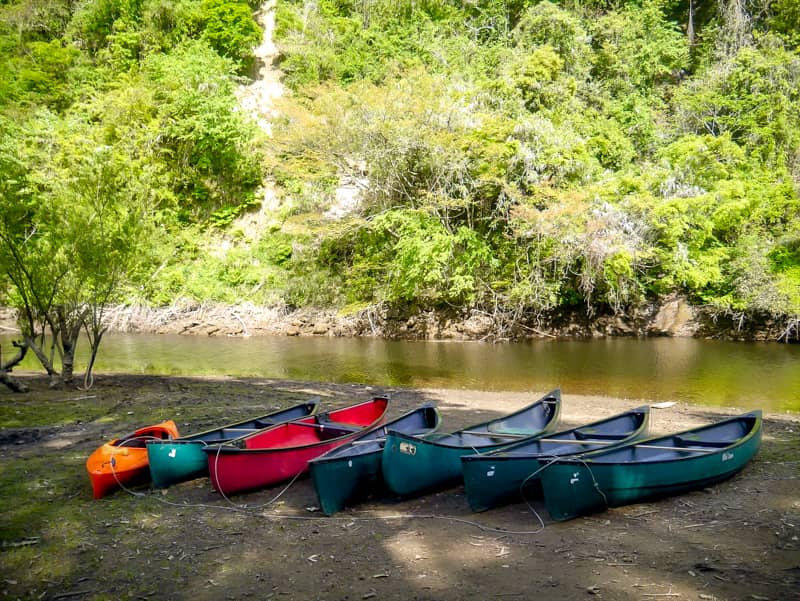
top-left (1, 374), bottom-right (798, 600)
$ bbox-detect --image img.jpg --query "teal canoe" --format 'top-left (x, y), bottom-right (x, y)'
top-left (309, 404), bottom-right (441, 515)
top-left (146, 398), bottom-right (319, 488)
top-left (461, 405), bottom-right (650, 512)
top-left (538, 410), bottom-right (762, 521)
top-left (381, 389), bottom-right (561, 498)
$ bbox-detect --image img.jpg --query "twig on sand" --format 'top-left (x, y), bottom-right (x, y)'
top-left (51, 590), bottom-right (95, 600)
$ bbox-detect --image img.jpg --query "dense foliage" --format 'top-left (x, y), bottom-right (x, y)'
top-left (0, 0), bottom-right (265, 380)
top-left (268, 0), bottom-right (800, 328)
top-left (1, 0), bottom-right (799, 342)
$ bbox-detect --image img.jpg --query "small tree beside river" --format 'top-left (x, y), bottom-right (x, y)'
top-left (0, 116), bottom-right (156, 391)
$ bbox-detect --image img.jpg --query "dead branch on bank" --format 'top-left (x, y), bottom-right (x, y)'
top-left (0, 340), bottom-right (29, 392)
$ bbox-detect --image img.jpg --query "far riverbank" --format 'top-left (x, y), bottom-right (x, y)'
top-left (3, 297), bottom-right (796, 342)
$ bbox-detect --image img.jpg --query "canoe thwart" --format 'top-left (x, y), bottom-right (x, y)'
top-left (631, 443), bottom-right (719, 453)
top-left (535, 438), bottom-right (617, 446)
top-left (460, 430), bottom-right (528, 439)
top-left (292, 421), bottom-right (362, 433)
top-left (673, 436), bottom-right (731, 448)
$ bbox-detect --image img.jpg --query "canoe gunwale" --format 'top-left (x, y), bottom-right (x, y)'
top-left (206, 398), bottom-right (392, 495)
top-left (381, 390), bottom-right (563, 498)
top-left (536, 411), bottom-right (763, 520)
top-left (387, 429), bottom-right (538, 451)
top-left (203, 432), bottom-right (371, 454)
top-left (551, 410), bottom-right (763, 466)
top-left (461, 405), bottom-right (651, 463)
top-left (389, 389), bottom-right (562, 451)
top-left (203, 398), bottom-right (391, 456)
top-left (146, 398), bottom-right (321, 445)
top-left (310, 403), bottom-right (442, 466)
top-left (460, 407), bottom-right (651, 512)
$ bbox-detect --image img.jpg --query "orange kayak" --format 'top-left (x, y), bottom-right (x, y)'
top-left (86, 420), bottom-right (179, 499)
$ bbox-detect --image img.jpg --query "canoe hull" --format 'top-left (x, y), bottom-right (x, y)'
top-left (311, 450), bottom-right (384, 515)
top-left (461, 406), bottom-right (650, 512)
top-left (205, 397), bottom-right (389, 496)
top-left (382, 390), bottom-right (561, 498)
top-left (207, 441), bottom-right (350, 495)
top-left (87, 457), bottom-right (152, 500)
top-left (382, 434), bottom-right (501, 496)
top-left (147, 442), bottom-right (209, 489)
top-left (539, 411), bottom-right (762, 521)
top-left (462, 456), bottom-right (545, 512)
top-left (310, 405), bottom-right (441, 515)
top-left (86, 420), bottom-right (179, 499)
top-left (147, 400), bottom-right (319, 488)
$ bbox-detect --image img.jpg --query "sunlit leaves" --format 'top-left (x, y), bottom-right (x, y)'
top-left (672, 44), bottom-right (800, 168)
top-left (329, 209), bottom-right (499, 306)
top-left (197, 0), bottom-right (261, 70)
top-left (143, 40), bottom-right (264, 218)
top-left (590, 0), bottom-right (689, 96)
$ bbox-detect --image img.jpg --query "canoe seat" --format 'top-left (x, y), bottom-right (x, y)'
top-left (291, 421), bottom-right (361, 440)
top-left (320, 421), bottom-right (361, 432)
top-left (573, 430), bottom-right (624, 441)
top-left (221, 428), bottom-right (259, 437)
top-left (674, 436), bottom-right (731, 448)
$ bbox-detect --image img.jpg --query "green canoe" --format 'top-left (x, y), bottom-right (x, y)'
top-left (461, 405), bottom-right (650, 512)
top-left (538, 410), bottom-right (762, 521)
top-left (146, 398), bottom-right (319, 488)
top-left (381, 389), bottom-right (561, 498)
top-left (308, 404), bottom-right (441, 515)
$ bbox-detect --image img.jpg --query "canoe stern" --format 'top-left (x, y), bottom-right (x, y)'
top-left (147, 441), bottom-right (208, 488)
top-left (309, 452), bottom-right (383, 515)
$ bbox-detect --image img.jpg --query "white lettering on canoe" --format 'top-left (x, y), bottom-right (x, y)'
top-left (399, 442), bottom-right (417, 456)
top-left (168, 449), bottom-right (176, 458)
top-left (722, 452), bottom-right (734, 462)
top-left (570, 472), bottom-right (580, 485)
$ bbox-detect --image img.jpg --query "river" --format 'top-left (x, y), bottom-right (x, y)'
top-left (2, 334), bottom-right (798, 412)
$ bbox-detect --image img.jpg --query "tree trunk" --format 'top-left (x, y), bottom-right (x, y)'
top-left (23, 334), bottom-right (57, 377)
top-left (56, 304), bottom-right (85, 385)
top-left (0, 371), bottom-right (28, 392)
top-left (61, 346), bottom-right (75, 384)
top-left (0, 341), bottom-right (30, 393)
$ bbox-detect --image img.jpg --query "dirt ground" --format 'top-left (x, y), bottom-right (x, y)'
top-left (1, 374), bottom-right (798, 601)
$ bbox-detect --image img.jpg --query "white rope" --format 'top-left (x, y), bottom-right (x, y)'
top-left (516, 455), bottom-right (565, 532)
top-left (210, 442), bottom-right (305, 510)
top-left (114, 475), bottom-right (549, 535)
top-left (107, 437), bottom-right (158, 498)
top-left (108, 435), bottom-right (552, 535)
top-left (525, 455), bottom-right (609, 514)
top-left (576, 456), bottom-right (609, 508)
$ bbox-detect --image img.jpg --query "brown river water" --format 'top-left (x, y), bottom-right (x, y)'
top-left (3, 333), bottom-right (797, 412)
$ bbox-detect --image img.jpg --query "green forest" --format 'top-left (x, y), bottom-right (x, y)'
top-left (1, 0), bottom-right (799, 353)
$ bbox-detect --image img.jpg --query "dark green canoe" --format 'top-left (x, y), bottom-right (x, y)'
top-left (146, 398), bottom-right (319, 488)
top-left (461, 405), bottom-right (650, 512)
top-left (538, 410), bottom-right (762, 521)
top-left (308, 404), bottom-right (441, 515)
top-left (381, 389), bottom-right (561, 498)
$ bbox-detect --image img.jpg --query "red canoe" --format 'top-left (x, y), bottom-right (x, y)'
top-left (86, 420), bottom-right (180, 499)
top-left (204, 397), bottom-right (389, 496)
